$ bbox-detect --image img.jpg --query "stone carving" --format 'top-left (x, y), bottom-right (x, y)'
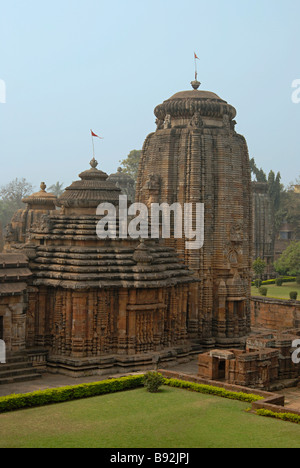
top-left (143, 173), bottom-right (161, 192)
top-left (155, 118), bottom-right (164, 131)
top-left (4, 224), bottom-right (16, 243)
top-left (230, 221), bottom-right (244, 243)
top-left (189, 111), bottom-right (203, 128)
top-left (163, 114), bottom-right (171, 129)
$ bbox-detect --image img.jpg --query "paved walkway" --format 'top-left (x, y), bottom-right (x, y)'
top-left (1, 358), bottom-right (300, 413)
top-left (277, 387), bottom-right (300, 412)
top-left (0, 359), bottom-right (199, 398)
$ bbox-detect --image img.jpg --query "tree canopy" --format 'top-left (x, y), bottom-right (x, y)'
top-left (252, 257), bottom-right (267, 278)
top-left (119, 150), bottom-right (141, 182)
top-left (0, 178), bottom-right (34, 229)
top-left (48, 181), bottom-right (64, 197)
top-left (274, 241), bottom-right (300, 276)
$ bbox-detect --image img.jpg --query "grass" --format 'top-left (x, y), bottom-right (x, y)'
top-left (1, 386), bottom-right (300, 448)
top-left (251, 281), bottom-right (300, 300)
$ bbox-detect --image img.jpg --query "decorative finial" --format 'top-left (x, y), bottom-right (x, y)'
top-left (191, 80), bottom-right (201, 90)
top-left (90, 157), bottom-right (98, 169)
top-left (40, 182), bottom-right (46, 192)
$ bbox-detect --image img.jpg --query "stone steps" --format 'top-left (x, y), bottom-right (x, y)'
top-left (0, 354), bottom-right (42, 385)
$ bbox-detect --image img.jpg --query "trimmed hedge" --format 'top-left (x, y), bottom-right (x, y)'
top-left (163, 378), bottom-right (264, 403)
top-left (0, 375), bottom-right (144, 414)
top-left (0, 375), bottom-right (265, 414)
top-left (251, 277), bottom-right (296, 286)
top-left (256, 408), bottom-right (300, 425)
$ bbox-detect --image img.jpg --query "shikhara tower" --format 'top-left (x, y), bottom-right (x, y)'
top-left (136, 79), bottom-right (253, 348)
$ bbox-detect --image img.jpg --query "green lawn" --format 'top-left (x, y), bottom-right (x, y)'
top-left (252, 282), bottom-right (300, 300)
top-left (1, 386), bottom-right (300, 448)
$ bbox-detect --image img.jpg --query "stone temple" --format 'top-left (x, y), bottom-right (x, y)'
top-left (0, 78), bottom-right (254, 380)
top-left (136, 79), bottom-right (253, 349)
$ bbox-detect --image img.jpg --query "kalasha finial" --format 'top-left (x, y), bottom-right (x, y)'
top-left (90, 157), bottom-right (98, 169)
top-left (40, 182), bottom-right (46, 192)
top-left (191, 79), bottom-right (201, 90)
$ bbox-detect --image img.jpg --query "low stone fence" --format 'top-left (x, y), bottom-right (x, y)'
top-left (251, 296), bottom-right (300, 331)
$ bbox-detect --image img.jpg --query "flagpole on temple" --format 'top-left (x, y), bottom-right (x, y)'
top-left (194, 52), bottom-right (199, 81)
top-left (90, 129), bottom-right (95, 158)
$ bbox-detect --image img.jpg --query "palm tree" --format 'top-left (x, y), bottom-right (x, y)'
top-left (48, 181), bottom-right (64, 197)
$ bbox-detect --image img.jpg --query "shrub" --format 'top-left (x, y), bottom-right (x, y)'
top-left (254, 279), bottom-right (262, 288)
top-left (296, 276), bottom-right (300, 286)
top-left (275, 278), bottom-right (283, 286)
top-left (290, 291), bottom-right (298, 301)
top-left (256, 408), bottom-right (300, 425)
top-left (143, 371), bottom-right (165, 393)
top-left (163, 378), bottom-right (264, 403)
top-left (259, 287), bottom-right (268, 296)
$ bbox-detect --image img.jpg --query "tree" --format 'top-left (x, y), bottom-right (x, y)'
top-left (253, 257), bottom-right (267, 279)
top-left (274, 241), bottom-right (300, 276)
top-left (48, 181), bottom-right (64, 197)
top-left (119, 150), bottom-right (141, 182)
top-left (0, 178), bottom-right (34, 208)
top-left (0, 178), bottom-right (34, 229)
top-left (268, 170), bottom-right (282, 215)
top-left (250, 158), bottom-right (267, 182)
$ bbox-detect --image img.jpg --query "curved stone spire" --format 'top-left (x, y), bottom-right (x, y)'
top-left (22, 182), bottom-right (57, 210)
top-left (56, 159), bottom-right (121, 213)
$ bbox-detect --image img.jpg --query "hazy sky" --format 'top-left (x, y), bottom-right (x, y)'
top-left (0, 0), bottom-right (299, 191)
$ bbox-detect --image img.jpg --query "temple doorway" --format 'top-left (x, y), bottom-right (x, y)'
top-left (218, 359), bottom-right (226, 379)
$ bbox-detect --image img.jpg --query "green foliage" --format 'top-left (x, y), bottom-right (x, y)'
top-left (256, 408), bottom-right (300, 425)
top-left (290, 291), bottom-right (298, 300)
top-left (253, 257), bottom-right (267, 279)
top-left (259, 287), bottom-right (268, 296)
top-left (119, 149), bottom-right (141, 182)
top-left (268, 170), bottom-right (282, 215)
top-left (0, 375), bottom-right (144, 414)
top-left (163, 378), bottom-right (264, 403)
top-left (274, 241), bottom-right (300, 276)
top-left (250, 158), bottom-right (267, 182)
top-left (254, 279), bottom-right (262, 288)
top-left (275, 278), bottom-right (283, 286)
top-left (143, 371), bottom-right (165, 393)
top-left (0, 178), bottom-right (34, 229)
top-left (297, 276), bottom-right (300, 285)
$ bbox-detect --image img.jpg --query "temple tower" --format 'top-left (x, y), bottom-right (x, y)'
top-left (136, 79), bottom-right (253, 348)
top-left (252, 181), bottom-right (274, 277)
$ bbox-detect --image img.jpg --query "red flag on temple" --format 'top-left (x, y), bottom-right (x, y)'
top-left (91, 130), bottom-right (103, 138)
top-left (194, 52), bottom-right (199, 60)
